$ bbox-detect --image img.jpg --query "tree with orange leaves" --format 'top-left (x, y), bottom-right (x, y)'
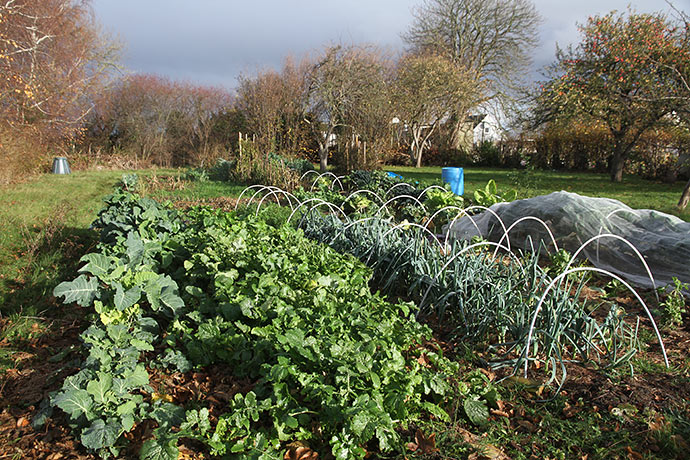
top-left (0, 0), bottom-right (118, 142)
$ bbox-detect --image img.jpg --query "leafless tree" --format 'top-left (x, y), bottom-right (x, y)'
top-left (307, 44), bottom-right (390, 172)
top-left (236, 55), bottom-right (313, 155)
top-left (392, 52), bottom-right (481, 167)
top-left (404, 0), bottom-right (541, 144)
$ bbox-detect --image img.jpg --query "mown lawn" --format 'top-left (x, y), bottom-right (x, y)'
top-left (386, 165), bottom-right (690, 221)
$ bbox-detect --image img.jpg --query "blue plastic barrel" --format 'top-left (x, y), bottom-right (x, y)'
top-left (441, 167), bottom-right (464, 195)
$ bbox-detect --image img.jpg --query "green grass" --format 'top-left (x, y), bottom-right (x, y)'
top-left (145, 176), bottom-right (247, 203)
top-left (0, 169), bottom-right (245, 317)
top-left (386, 165), bottom-right (690, 221)
top-left (0, 170), bottom-right (127, 315)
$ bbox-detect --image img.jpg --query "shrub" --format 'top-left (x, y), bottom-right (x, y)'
top-left (228, 141), bottom-right (298, 191)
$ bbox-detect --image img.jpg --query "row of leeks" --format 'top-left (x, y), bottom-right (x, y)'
top-left (236, 181), bottom-right (668, 394)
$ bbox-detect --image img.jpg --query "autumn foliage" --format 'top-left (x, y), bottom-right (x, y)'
top-left (536, 10), bottom-right (689, 182)
top-left (80, 74), bottom-right (234, 168)
top-left (0, 0), bottom-right (116, 183)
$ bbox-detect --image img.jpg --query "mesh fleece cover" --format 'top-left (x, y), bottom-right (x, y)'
top-left (445, 191), bottom-right (690, 290)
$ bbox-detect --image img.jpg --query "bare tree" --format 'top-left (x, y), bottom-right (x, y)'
top-left (0, 0), bottom-right (119, 140)
top-left (236, 55), bottom-right (313, 155)
top-left (404, 0), bottom-right (540, 144)
top-left (307, 44), bottom-right (389, 172)
top-left (392, 53), bottom-right (481, 167)
top-left (237, 68), bottom-right (284, 153)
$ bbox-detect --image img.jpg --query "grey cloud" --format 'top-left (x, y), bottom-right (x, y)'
top-left (93, 0), bottom-right (689, 88)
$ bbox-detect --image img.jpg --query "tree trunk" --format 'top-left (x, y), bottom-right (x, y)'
top-left (679, 178), bottom-right (690, 210)
top-left (415, 149), bottom-right (423, 168)
top-left (319, 146), bottom-right (328, 173)
top-left (609, 144), bottom-right (625, 182)
top-left (449, 118), bottom-right (466, 151)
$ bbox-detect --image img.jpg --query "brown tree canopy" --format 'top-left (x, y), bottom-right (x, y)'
top-left (0, 0), bottom-right (118, 141)
top-left (86, 74), bottom-right (233, 167)
top-left (392, 52), bottom-right (481, 167)
top-left (236, 56), bottom-right (312, 155)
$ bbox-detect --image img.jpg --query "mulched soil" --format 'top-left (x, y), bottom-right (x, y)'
top-left (0, 314), bottom-right (94, 460)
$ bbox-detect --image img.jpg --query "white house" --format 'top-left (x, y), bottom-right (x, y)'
top-left (473, 112), bottom-right (502, 145)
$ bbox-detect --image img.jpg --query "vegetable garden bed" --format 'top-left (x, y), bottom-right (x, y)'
top-left (2, 171), bottom-right (689, 460)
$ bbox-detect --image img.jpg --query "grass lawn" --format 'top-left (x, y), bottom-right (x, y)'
top-left (0, 169), bottom-right (244, 317)
top-left (386, 165), bottom-right (690, 221)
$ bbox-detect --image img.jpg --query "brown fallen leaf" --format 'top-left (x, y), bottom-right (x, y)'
top-left (16, 416), bottom-right (30, 428)
top-left (516, 420), bottom-right (536, 433)
top-left (417, 353), bottom-right (431, 368)
top-left (479, 368), bottom-right (496, 381)
top-left (467, 443), bottom-right (510, 460)
top-left (285, 441), bottom-right (319, 460)
top-left (406, 429), bottom-right (439, 454)
top-left (562, 403), bottom-right (580, 419)
top-left (626, 446), bottom-right (643, 460)
top-left (455, 427), bottom-right (511, 460)
top-left (490, 409), bottom-right (510, 418)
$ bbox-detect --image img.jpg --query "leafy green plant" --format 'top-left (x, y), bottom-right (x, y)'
top-left (47, 187), bottom-right (459, 459)
top-left (182, 167), bottom-right (209, 182)
top-left (659, 277), bottom-right (688, 328)
top-left (472, 179), bottom-right (517, 207)
top-left (424, 187), bottom-right (463, 209)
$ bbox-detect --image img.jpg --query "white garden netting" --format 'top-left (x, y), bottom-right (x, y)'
top-left (445, 191), bottom-right (690, 291)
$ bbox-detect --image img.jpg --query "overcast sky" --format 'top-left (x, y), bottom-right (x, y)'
top-left (92, 0), bottom-right (690, 90)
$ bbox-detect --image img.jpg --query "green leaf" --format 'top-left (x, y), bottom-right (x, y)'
top-left (126, 232), bottom-right (145, 265)
top-left (53, 275), bottom-right (99, 307)
top-left (131, 338), bottom-right (154, 352)
top-left (145, 276), bottom-right (184, 314)
top-left (160, 349), bottom-right (192, 373)
top-left (81, 418), bottom-right (120, 450)
top-left (160, 283), bottom-right (184, 313)
top-left (487, 179), bottom-right (497, 195)
top-left (86, 374), bottom-right (113, 405)
top-left (106, 324), bottom-right (129, 344)
top-left (52, 389), bottom-right (93, 420)
top-left (283, 415), bottom-right (298, 429)
top-left (463, 398), bottom-right (489, 426)
top-left (121, 413), bottom-right (135, 432)
top-left (140, 437), bottom-right (179, 460)
top-left (79, 253), bottom-right (115, 278)
top-left (123, 364), bottom-right (149, 389)
top-left (117, 400), bottom-right (138, 417)
top-left (151, 402), bottom-right (185, 428)
top-left (180, 408), bottom-right (211, 434)
top-left (114, 283), bottom-right (141, 311)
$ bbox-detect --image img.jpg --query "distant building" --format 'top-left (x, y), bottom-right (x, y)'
top-left (452, 113), bottom-right (503, 152)
top-left (473, 112), bottom-right (502, 145)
